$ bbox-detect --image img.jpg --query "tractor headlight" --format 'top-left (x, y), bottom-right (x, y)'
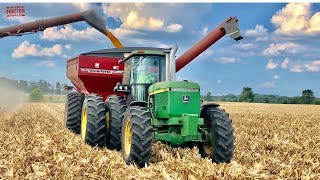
top-left (116, 84), bottom-right (130, 92)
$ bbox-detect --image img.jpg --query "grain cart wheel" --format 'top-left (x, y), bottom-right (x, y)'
top-left (105, 95), bottom-right (127, 150)
top-left (198, 107), bottom-right (234, 163)
top-left (81, 94), bottom-right (107, 147)
top-left (65, 92), bottom-right (85, 134)
top-left (121, 106), bottom-right (153, 167)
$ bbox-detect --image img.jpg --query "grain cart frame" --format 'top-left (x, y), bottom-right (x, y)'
top-left (78, 17), bottom-right (242, 167)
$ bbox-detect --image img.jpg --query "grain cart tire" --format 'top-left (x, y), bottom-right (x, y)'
top-left (81, 94), bottom-right (107, 147)
top-left (65, 92), bottom-right (85, 134)
top-left (121, 106), bottom-right (153, 167)
top-left (105, 95), bottom-right (127, 150)
top-left (198, 107), bottom-right (234, 163)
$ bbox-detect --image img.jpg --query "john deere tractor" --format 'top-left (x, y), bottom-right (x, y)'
top-left (80, 47), bottom-right (234, 167)
top-left (76, 16), bottom-right (242, 167)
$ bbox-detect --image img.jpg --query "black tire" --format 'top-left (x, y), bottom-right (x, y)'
top-left (198, 107), bottom-right (234, 163)
top-left (65, 92), bottom-right (85, 134)
top-left (121, 106), bottom-right (153, 167)
top-left (105, 95), bottom-right (127, 150)
top-left (81, 94), bottom-right (107, 147)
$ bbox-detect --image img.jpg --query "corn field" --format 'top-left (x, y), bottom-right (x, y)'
top-left (0, 102), bottom-right (319, 179)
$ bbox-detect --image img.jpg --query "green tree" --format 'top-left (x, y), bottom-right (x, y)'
top-left (301, 89), bottom-right (315, 104)
top-left (204, 92), bottom-right (212, 101)
top-left (29, 88), bottom-right (44, 101)
top-left (56, 82), bottom-right (61, 95)
top-left (290, 97), bottom-right (301, 104)
top-left (239, 87), bottom-right (254, 102)
top-left (263, 96), bottom-right (270, 103)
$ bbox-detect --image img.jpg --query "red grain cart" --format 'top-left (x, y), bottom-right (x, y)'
top-left (66, 47), bottom-right (166, 99)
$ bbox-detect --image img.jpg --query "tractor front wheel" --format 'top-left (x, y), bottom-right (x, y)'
top-left (81, 94), bottom-right (107, 147)
top-left (121, 106), bottom-right (153, 167)
top-left (198, 107), bottom-right (234, 163)
top-left (65, 92), bottom-right (85, 134)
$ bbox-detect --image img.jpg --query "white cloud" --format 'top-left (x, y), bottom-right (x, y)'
top-left (35, 61), bottom-right (55, 68)
top-left (101, 3), bottom-right (194, 32)
top-left (102, 3), bottom-right (169, 31)
top-left (290, 65), bottom-right (303, 72)
top-left (271, 3), bottom-right (320, 35)
top-left (202, 26), bottom-right (209, 36)
top-left (216, 80), bottom-right (222, 84)
top-left (281, 58), bottom-right (290, 69)
top-left (214, 57), bottom-right (239, 64)
top-left (244, 24), bottom-right (268, 37)
top-left (72, 3), bottom-right (97, 11)
top-left (290, 60), bottom-right (320, 72)
top-left (266, 59), bottom-right (278, 70)
top-left (304, 61), bottom-right (320, 72)
top-left (233, 43), bottom-right (254, 50)
top-left (12, 40), bottom-right (69, 59)
top-left (166, 23), bottom-right (183, 33)
top-left (244, 24), bottom-right (268, 41)
top-left (273, 75), bottom-right (280, 80)
top-left (41, 24), bottom-right (105, 42)
top-left (262, 81), bottom-right (275, 88)
top-left (278, 58), bottom-right (320, 72)
top-left (124, 11), bottom-right (164, 30)
top-left (112, 28), bottom-right (145, 39)
top-left (64, 44), bottom-right (72, 50)
top-left (263, 42), bottom-right (300, 56)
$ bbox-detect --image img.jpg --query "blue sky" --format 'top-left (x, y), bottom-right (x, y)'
top-left (0, 3), bottom-right (319, 96)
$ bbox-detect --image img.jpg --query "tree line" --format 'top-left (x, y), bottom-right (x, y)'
top-left (0, 77), bottom-right (69, 95)
top-left (2, 77), bottom-right (319, 105)
top-left (203, 87), bottom-right (320, 105)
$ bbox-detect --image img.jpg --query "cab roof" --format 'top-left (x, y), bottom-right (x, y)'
top-left (81, 47), bottom-right (168, 58)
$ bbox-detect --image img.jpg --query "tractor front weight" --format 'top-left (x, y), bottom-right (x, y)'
top-left (153, 114), bottom-right (205, 146)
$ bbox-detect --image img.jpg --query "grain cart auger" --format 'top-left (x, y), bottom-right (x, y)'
top-left (77, 16), bottom-right (242, 167)
top-left (0, 10), bottom-right (123, 48)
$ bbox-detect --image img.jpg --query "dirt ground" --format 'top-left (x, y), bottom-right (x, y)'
top-left (0, 102), bottom-right (319, 179)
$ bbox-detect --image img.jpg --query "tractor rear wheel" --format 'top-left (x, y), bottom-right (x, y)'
top-left (121, 106), bottom-right (153, 167)
top-left (81, 94), bottom-right (107, 147)
top-left (198, 107), bottom-right (234, 163)
top-left (105, 95), bottom-right (127, 150)
top-left (65, 92), bottom-right (85, 134)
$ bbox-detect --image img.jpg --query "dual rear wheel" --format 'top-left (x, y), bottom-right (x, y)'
top-left (80, 94), bottom-right (107, 147)
top-left (65, 93), bottom-right (127, 148)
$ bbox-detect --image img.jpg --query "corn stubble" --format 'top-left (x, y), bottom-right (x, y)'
top-left (0, 102), bottom-right (319, 179)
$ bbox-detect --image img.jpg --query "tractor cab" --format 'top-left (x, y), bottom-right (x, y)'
top-left (117, 48), bottom-right (175, 103)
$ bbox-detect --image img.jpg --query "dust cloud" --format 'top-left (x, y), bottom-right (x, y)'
top-left (0, 79), bottom-right (26, 113)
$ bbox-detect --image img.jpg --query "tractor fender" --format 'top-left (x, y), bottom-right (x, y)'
top-left (200, 103), bottom-right (220, 118)
top-left (129, 101), bottom-right (148, 107)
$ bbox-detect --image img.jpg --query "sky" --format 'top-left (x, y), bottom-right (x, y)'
top-left (0, 3), bottom-right (319, 96)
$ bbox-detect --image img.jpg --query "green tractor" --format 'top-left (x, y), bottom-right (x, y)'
top-left (108, 47), bottom-right (234, 167)
top-left (78, 16), bottom-right (242, 167)
top-left (78, 47), bottom-right (235, 167)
